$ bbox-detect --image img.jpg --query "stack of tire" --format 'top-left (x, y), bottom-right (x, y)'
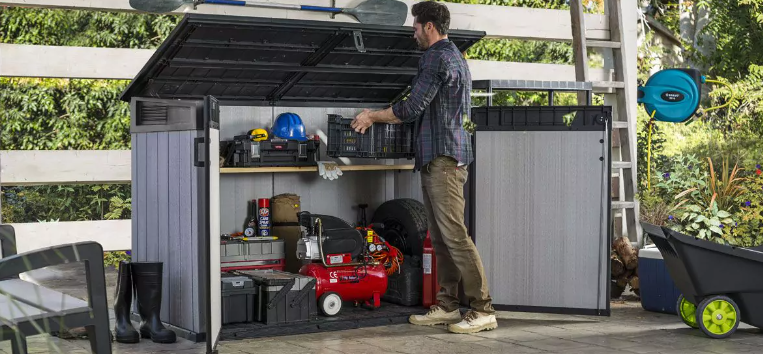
top-left (371, 198), bottom-right (428, 307)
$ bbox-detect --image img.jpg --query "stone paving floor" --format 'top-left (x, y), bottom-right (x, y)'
top-left (4, 263), bottom-right (762, 354)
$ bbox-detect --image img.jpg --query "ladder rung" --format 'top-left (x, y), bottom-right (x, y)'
top-left (612, 161), bottom-right (633, 169)
top-left (612, 121), bottom-right (628, 129)
top-left (586, 40), bottom-right (622, 48)
top-left (612, 201), bottom-right (636, 209)
top-left (593, 81), bottom-right (626, 89)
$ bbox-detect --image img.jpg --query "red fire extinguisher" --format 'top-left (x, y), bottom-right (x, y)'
top-left (422, 230), bottom-right (439, 308)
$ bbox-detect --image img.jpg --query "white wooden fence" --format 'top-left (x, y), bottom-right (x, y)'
top-left (0, 0), bottom-right (638, 254)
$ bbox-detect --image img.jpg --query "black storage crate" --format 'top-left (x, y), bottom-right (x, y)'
top-left (326, 114), bottom-right (415, 159)
top-left (221, 274), bottom-right (258, 325)
top-left (238, 269), bottom-right (317, 325)
top-left (471, 106), bottom-right (610, 131)
top-left (383, 256), bottom-right (422, 306)
top-left (222, 137), bottom-right (320, 167)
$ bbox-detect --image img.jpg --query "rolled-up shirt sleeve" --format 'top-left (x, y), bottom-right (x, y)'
top-left (392, 55), bottom-right (444, 123)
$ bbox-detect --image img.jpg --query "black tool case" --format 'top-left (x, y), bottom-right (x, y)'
top-left (221, 275), bottom-right (258, 325)
top-left (237, 269), bottom-right (318, 325)
top-left (222, 137), bottom-right (320, 167)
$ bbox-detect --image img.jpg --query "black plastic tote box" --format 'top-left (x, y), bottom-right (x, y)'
top-left (221, 275), bottom-right (258, 324)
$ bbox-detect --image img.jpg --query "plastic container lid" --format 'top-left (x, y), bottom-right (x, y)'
top-left (221, 276), bottom-right (254, 290)
top-left (639, 245), bottom-right (663, 260)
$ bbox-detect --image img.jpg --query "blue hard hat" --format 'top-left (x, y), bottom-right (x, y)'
top-left (272, 112), bottom-right (307, 141)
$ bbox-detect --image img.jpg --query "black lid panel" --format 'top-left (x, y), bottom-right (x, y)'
top-left (120, 14), bottom-right (485, 105)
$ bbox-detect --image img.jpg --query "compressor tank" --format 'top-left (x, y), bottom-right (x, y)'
top-left (299, 263), bottom-right (388, 302)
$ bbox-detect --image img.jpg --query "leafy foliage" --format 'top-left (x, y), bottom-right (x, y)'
top-left (0, 7), bottom-right (179, 49)
top-left (0, 78), bottom-right (131, 150)
top-left (0, 7), bottom-right (177, 224)
top-left (689, 0), bottom-right (763, 79)
top-left (658, 157), bottom-right (741, 243)
top-left (2, 185), bottom-right (131, 222)
top-left (104, 251), bottom-right (132, 269)
top-left (678, 158), bottom-right (746, 213)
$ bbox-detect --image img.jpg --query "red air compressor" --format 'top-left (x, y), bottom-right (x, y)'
top-left (296, 211), bottom-right (402, 316)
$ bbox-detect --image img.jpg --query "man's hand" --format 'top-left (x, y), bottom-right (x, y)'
top-left (351, 109), bottom-right (374, 134)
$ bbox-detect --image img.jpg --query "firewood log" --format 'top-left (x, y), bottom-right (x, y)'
top-left (611, 280), bottom-right (626, 298)
top-left (614, 236), bottom-right (639, 270)
top-left (611, 253), bottom-right (625, 277)
top-left (630, 276), bottom-right (640, 296)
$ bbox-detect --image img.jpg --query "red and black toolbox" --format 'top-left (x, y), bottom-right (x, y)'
top-left (221, 136), bottom-right (320, 167)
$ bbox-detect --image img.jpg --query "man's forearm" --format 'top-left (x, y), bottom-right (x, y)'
top-left (370, 107), bottom-right (402, 124)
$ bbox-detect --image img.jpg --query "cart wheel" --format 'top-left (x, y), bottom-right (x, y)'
top-left (676, 294), bottom-right (699, 329)
top-left (695, 295), bottom-right (740, 339)
top-left (319, 292), bottom-right (342, 317)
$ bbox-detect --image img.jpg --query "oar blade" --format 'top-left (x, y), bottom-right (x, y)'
top-left (130, 0), bottom-right (188, 13)
top-left (345, 0), bottom-right (408, 25)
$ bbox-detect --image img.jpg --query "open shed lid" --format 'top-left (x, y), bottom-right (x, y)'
top-left (120, 14), bottom-right (485, 106)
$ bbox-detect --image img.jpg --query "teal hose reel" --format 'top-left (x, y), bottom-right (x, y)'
top-left (637, 68), bottom-right (704, 123)
top-left (636, 68), bottom-right (733, 189)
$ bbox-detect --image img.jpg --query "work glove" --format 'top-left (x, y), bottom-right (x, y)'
top-left (317, 161), bottom-right (343, 181)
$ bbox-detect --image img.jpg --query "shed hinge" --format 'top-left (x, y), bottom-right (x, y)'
top-left (353, 30), bottom-right (366, 53)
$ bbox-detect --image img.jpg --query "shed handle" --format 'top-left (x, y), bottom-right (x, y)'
top-left (194, 137), bottom-right (205, 167)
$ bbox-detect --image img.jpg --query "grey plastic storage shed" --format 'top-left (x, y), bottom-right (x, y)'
top-left (119, 13), bottom-right (611, 353)
top-left (466, 80), bottom-right (612, 316)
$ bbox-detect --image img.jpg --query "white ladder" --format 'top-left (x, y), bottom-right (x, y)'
top-left (569, 0), bottom-right (641, 244)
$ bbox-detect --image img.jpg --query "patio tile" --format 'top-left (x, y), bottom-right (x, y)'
top-left (470, 340), bottom-right (547, 353)
top-left (471, 327), bottom-right (552, 342)
top-left (566, 333), bottom-right (643, 349)
top-left (519, 337), bottom-right (592, 351)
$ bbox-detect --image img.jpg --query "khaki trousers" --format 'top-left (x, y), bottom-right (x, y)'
top-left (420, 155), bottom-right (495, 314)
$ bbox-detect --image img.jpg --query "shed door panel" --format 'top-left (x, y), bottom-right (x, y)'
top-left (474, 130), bottom-right (608, 313)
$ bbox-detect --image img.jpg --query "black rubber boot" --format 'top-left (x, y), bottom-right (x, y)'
top-left (131, 262), bottom-right (177, 344)
top-left (114, 261), bottom-right (140, 343)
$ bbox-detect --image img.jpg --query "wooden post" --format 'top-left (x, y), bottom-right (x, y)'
top-left (569, 0), bottom-right (589, 105)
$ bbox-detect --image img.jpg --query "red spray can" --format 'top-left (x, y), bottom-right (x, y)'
top-left (257, 198), bottom-right (271, 236)
top-left (422, 230), bottom-right (439, 308)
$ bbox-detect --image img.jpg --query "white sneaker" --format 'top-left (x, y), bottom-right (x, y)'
top-left (447, 310), bottom-right (498, 334)
top-left (409, 305), bottom-right (462, 326)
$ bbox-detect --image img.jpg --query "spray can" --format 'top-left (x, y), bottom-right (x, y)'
top-left (257, 198), bottom-right (271, 236)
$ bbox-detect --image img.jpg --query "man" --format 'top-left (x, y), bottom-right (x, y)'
top-left (350, 1), bottom-right (497, 334)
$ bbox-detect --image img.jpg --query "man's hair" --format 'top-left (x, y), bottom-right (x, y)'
top-left (412, 1), bottom-right (450, 35)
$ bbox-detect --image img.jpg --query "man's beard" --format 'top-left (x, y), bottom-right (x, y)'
top-left (416, 35), bottom-right (428, 50)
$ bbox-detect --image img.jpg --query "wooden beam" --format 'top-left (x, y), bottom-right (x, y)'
top-left (0, 0), bottom-right (610, 41)
top-left (0, 150), bottom-right (131, 186)
top-left (468, 59), bottom-right (612, 84)
top-left (0, 44), bottom-right (616, 84)
top-left (10, 220), bottom-right (131, 253)
top-left (569, 0), bottom-right (589, 105)
top-left (0, 44), bottom-right (152, 80)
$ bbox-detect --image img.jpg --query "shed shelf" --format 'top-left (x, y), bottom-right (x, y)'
top-left (220, 164), bottom-right (414, 173)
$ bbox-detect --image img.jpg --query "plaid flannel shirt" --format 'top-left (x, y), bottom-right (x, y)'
top-left (391, 38), bottom-right (474, 171)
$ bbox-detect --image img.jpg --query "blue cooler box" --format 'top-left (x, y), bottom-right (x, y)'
top-left (639, 245), bottom-right (682, 314)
